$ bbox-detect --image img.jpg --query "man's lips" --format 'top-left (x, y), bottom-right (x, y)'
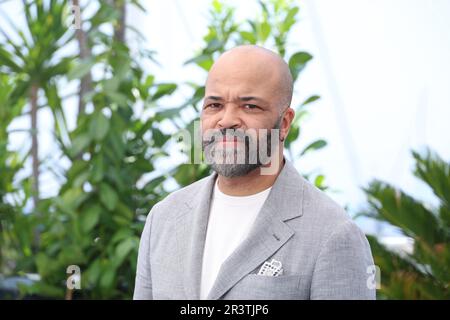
top-left (203, 134), bottom-right (247, 146)
top-left (210, 137), bottom-right (245, 149)
top-left (222, 137), bottom-right (237, 142)
top-left (219, 137), bottom-right (244, 144)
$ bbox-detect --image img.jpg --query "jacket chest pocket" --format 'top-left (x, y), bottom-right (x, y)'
top-left (225, 274), bottom-right (309, 300)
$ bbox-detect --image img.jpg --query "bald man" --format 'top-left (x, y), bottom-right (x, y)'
top-left (134, 45), bottom-right (376, 300)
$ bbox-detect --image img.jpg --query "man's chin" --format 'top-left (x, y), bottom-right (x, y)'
top-left (209, 163), bottom-right (261, 178)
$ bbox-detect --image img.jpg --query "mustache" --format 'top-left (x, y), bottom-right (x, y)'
top-left (202, 129), bottom-right (250, 147)
top-left (202, 115), bottom-right (282, 148)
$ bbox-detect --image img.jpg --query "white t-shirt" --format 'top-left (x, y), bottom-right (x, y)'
top-left (199, 178), bottom-right (272, 299)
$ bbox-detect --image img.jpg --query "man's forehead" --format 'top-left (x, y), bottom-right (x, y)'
top-left (215, 45), bottom-right (283, 65)
top-left (206, 74), bottom-right (268, 89)
top-left (204, 45), bottom-right (293, 107)
top-left (206, 64), bottom-right (278, 93)
top-left (205, 82), bottom-right (272, 104)
top-left (208, 55), bottom-right (278, 79)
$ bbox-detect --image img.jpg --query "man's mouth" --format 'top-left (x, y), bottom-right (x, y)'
top-left (202, 131), bottom-right (249, 149)
top-left (218, 136), bottom-right (244, 146)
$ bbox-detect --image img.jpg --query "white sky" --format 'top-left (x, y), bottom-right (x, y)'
top-left (2, 0), bottom-right (450, 236)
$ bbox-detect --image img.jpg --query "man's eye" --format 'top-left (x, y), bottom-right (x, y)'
top-left (243, 104), bottom-right (259, 110)
top-left (206, 103), bottom-right (222, 109)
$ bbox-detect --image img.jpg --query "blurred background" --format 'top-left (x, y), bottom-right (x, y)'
top-left (0, 0), bottom-right (448, 299)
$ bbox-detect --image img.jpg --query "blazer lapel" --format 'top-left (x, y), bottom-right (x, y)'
top-left (206, 160), bottom-right (305, 300)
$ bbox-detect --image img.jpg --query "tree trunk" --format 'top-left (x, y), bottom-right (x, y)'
top-left (30, 84), bottom-right (39, 209)
top-left (72, 0), bottom-right (92, 118)
top-left (114, 0), bottom-right (126, 43)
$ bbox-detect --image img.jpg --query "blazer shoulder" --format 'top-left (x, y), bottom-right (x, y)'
top-left (149, 173), bottom-right (213, 220)
top-left (301, 176), bottom-right (352, 226)
top-left (296, 178), bottom-right (369, 256)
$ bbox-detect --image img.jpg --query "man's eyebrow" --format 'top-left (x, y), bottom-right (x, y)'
top-left (203, 96), bottom-right (267, 104)
top-left (204, 96), bottom-right (223, 101)
top-left (239, 96), bottom-right (265, 103)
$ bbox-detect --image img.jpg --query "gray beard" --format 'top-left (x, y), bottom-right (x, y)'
top-left (210, 160), bottom-right (260, 178)
top-left (203, 117), bottom-right (281, 178)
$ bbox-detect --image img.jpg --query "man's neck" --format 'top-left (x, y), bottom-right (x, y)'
top-left (217, 156), bottom-right (285, 196)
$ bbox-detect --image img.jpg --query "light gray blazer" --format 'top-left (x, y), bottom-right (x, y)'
top-left (133, 160), bottom-right (376, 300)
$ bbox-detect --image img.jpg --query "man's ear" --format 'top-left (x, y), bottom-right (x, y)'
top-left (281, 107), bottom-right (295, 141)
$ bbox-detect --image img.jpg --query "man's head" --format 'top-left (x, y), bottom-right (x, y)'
top-left (201, 45), bottom-right (295, 177)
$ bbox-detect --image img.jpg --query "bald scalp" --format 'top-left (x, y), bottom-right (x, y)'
top-left (207, 45), bottom-right (293, 112)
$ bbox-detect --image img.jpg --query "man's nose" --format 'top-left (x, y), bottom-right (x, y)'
top-left (217, 105), bottom-right (241, 129)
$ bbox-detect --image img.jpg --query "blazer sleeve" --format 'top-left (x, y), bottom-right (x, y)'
top-left (310, 220), bottom-right (377, 300)
top-left (133, 206), bottom-right (156, 300)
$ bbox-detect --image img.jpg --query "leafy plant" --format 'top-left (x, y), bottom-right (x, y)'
top-left (0, 74), bottom-right (35, 276)
top-left (0, 0), bottom-right (74, 210)
top-left (19, 0), bottom-right (178, 299)
top-left (361, 149), bottom-right (450, 299)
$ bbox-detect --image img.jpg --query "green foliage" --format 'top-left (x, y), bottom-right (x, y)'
top-left (361, 149), bottom-right (450, 299)
top-left (0, 74), bottom-right (35, 276)
top-left (0, 0), bottom-right (76, 293)
top-left (22, 2), bottom-right (178, 298)
top-left (0, 0), bottom-right (73, 101)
